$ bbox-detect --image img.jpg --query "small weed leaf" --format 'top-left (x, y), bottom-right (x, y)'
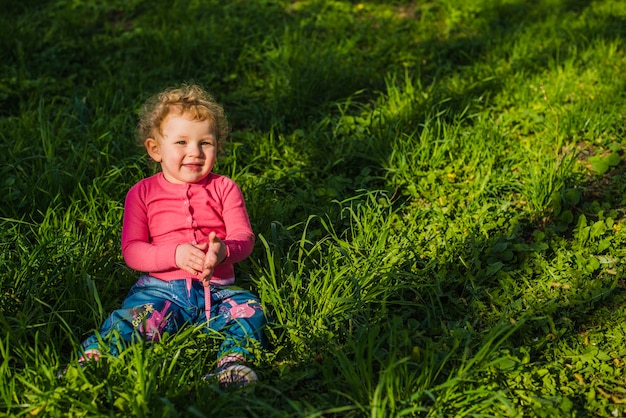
top-left (589, 152), bottom-right (621, 175)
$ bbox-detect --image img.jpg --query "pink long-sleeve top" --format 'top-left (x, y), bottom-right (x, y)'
top-left (121, 172), bottom-right (255, 285)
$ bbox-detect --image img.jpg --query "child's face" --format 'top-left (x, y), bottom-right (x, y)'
top-left (144, 112), bottom-right (218, 184)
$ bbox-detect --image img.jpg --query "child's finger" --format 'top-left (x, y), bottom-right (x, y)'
top-left (201, 267), bottom-right (214, 284)
top-left (182, 265), bottom-right (200, 276)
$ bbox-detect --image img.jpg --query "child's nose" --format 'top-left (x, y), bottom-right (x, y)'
top-left (190, 144), bottom-right (204, 156)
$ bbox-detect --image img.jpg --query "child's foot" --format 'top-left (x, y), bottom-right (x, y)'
top-left (77, 349), bottom-right (101, 364)
top-left (203, 362), bottom-right (258, 390)
top-left (56, 349), bottom-right (101, 380)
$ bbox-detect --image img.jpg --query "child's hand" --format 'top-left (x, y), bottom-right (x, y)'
top-left (200, 232), bottom-right (226, 282)
top-left (175, 242), bottom-right (209, 277)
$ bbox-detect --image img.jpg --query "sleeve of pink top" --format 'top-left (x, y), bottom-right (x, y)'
top-left (121, 185), bottom-right (179, 273)
top-left (219, 178), bottom-right (255, 264)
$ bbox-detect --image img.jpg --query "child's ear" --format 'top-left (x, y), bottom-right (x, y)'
top-left (144, 138), bottom-right (162, 162)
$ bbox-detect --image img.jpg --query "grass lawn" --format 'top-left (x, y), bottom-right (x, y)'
top-left (1, 0), bottom-right (626, 416)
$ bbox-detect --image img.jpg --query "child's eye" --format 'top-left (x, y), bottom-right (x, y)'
top-left (202, 141), bottom-right (215, 146)
top-left (176, 140), bottom-right (186, 145)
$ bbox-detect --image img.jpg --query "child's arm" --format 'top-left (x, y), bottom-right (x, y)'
top-left (121, 185), bottom-right (181, 273)
top-left (216, 178), bottom-right (255, 264)
top-left (199, 178), bottom-right (254, 281)
top-left (122, 189), bottom-right (220, 277)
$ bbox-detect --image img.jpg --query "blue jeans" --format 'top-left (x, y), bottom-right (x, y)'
top-left (81, 275), bottom-right (267, 360)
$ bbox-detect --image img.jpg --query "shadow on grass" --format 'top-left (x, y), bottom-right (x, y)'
top-left (247, 0), bottom-right (626, 405)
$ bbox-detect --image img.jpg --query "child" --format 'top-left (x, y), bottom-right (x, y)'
top-left (77, 84), bottom-right (266, 388)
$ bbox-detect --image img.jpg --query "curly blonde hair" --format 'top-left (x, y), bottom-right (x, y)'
top-left (136, 84), bottom-right (230, 150)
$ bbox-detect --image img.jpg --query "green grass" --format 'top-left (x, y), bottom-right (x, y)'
top-left (1, 0), bottom-right (626, 416)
